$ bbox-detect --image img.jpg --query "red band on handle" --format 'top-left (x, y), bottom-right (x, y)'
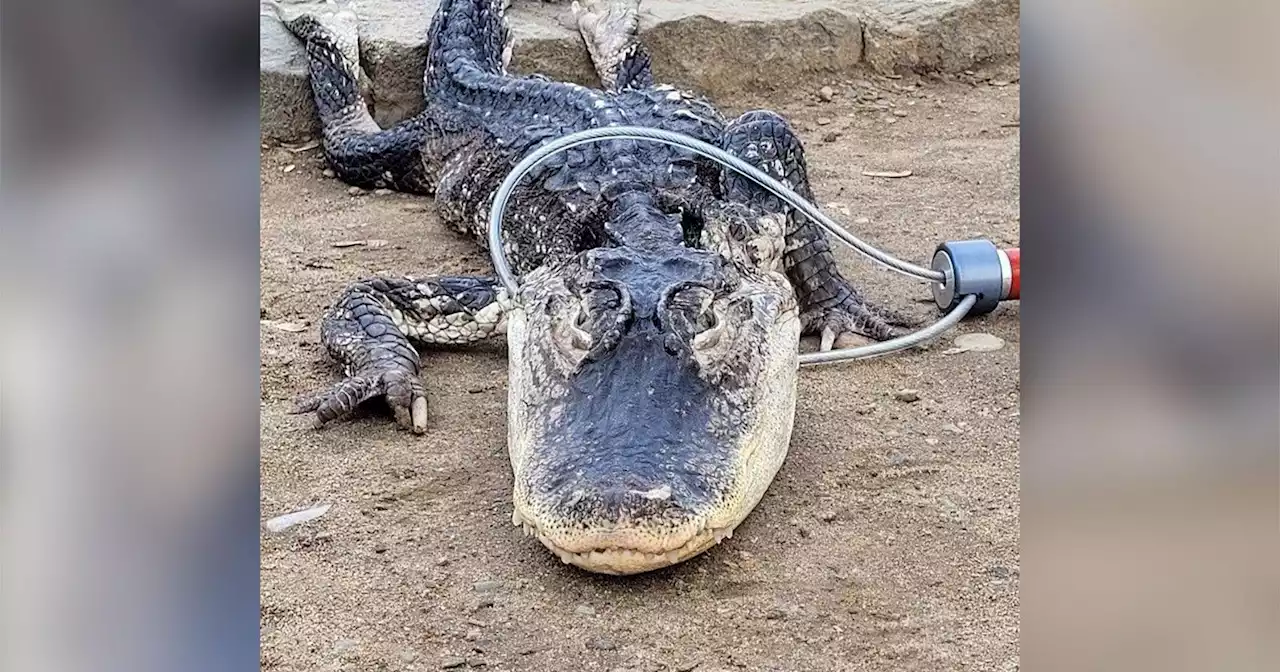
top-left (1003, 247), bottom-right (1020, 300)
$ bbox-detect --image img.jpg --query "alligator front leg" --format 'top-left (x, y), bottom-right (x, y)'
top-left (717, 110), bottom-right (915, 347)
top-left (293, 276), bottom-right (513, 433)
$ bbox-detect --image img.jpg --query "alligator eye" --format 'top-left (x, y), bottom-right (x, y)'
top-left (569, 320), bottom-right (593, 351)
top-left (552, 301), bottom-right (594, 365)
top-left (692, 310), bottom-right (724, 351)
top-left (568, 302), bottom-right (594, 349)
top-left (658, 281), bottom-right (725, 355)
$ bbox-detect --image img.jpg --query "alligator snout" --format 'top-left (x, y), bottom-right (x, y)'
top-left (543, 473), bottom-right (703, 523)
top-left (512, 449), bottom-right (734, 574)
top-left (513, 474), bottom-right (730, 575)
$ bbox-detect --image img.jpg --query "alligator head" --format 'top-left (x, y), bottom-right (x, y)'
top-left (506, 197), bottom-right (801, 574)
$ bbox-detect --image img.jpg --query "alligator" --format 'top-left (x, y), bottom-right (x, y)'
top-left (273, 0), bottom-right (912, 574)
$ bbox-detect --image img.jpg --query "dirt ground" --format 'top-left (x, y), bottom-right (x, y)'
top-left (260, 70), bottom-right (1020, 672)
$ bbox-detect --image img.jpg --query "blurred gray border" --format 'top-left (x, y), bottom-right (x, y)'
top-left (2, 1), bottom-right (1277, 671)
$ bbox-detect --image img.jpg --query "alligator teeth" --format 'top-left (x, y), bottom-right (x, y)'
top-left (531, 526), bottom-right (737, 573)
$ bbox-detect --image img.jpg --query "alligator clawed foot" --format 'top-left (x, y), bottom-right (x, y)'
top-left (819, 326), bottom-right (873, 352)
top-left (571, 0), bottom-right (641, 66)
top-left (292, 367), bottom-right (429, 434)
top-left (807, 298), bottom-right (918, 350)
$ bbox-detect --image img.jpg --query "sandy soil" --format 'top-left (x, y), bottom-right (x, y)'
top-left (260, 70), bottom-right (1020, 672)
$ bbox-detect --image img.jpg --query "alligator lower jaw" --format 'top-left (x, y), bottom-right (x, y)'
top-left (513, 511), bottom-right (735, 575)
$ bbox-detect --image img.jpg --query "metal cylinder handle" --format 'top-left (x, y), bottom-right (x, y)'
top-left (931, 240), bottom-right (1020, 316)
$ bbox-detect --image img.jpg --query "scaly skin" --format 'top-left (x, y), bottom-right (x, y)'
top-left (274, 0), bottom-right (910, 574)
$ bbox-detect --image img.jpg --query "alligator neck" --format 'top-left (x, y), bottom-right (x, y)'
top-left (604, 187), bottom-right (684, 252)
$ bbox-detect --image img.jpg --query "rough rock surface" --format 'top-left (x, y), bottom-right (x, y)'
top-left (261, 3), bottom-right (325, 141)
top-left (859, 0), bottom-right (1020, 74)
top-left (260, 0), bottom-right (1019, 141)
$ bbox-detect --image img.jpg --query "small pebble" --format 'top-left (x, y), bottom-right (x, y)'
top-left (441, 656), bottom-right (467, 669)
top-left (862, 169), bottom-right (913, 179)
top-left (893, 110), bottom-right (908, 117)
top-left (282, 164), bottom-right (296, 173)
top-left (946, 333), bottom-right (1006, 354)
top-left (322, 168), bottom-right (336, 178)
top-left (399, 650), bottom-right (419, 663)
top-left (816, 117), bottom-right (833, 126)
top-left (373, 543), bottom-right (388, 554)
top-left (925, 437), bottom-right (940, 446)
top-left (403, 203), bottom-right (429, 212)
top-left (348, 186), bottom-right (364, 196)
top-left (586, 636), bottom-right (617, 651)
top-left (473, 580), bottom-right (502, 594)
top-left (942, 423), bottom-right (964, 435)
top-left (818, 85), bottom-right (836, 102)
top-left (854, 216), bottom-right (870, 225)
top-left (893, 389), bottom-right (921, 403)
top-left (822, 132), bottom-right (841, 143)
top-left (374, 188), bottom-right (393, 196)
top-left (264, 503), bottom-right (329, 533)
top-left (575, 605), bottom-right (596, 616)
top-left (817, 510), bottom-right (837, 523)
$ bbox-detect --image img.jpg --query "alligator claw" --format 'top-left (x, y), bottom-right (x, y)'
top-left (807, 297), bottom-right (916, 346)
top-left (292, 367), bottom-right (429, 434)
top-left (819, 326), bottom-right (877, 352)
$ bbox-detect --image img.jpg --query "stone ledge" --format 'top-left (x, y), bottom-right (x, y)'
top-left (261, 0), bottom-right (1018, 142)
top-left (859, 0), bottom-right (1019, 74)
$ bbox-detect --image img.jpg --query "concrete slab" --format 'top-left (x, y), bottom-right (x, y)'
top-left (261, 0), bottom-right (1018, 142)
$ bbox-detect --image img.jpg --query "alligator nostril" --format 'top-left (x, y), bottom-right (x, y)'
top-left (568, 484), bottom-right (686, 526)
